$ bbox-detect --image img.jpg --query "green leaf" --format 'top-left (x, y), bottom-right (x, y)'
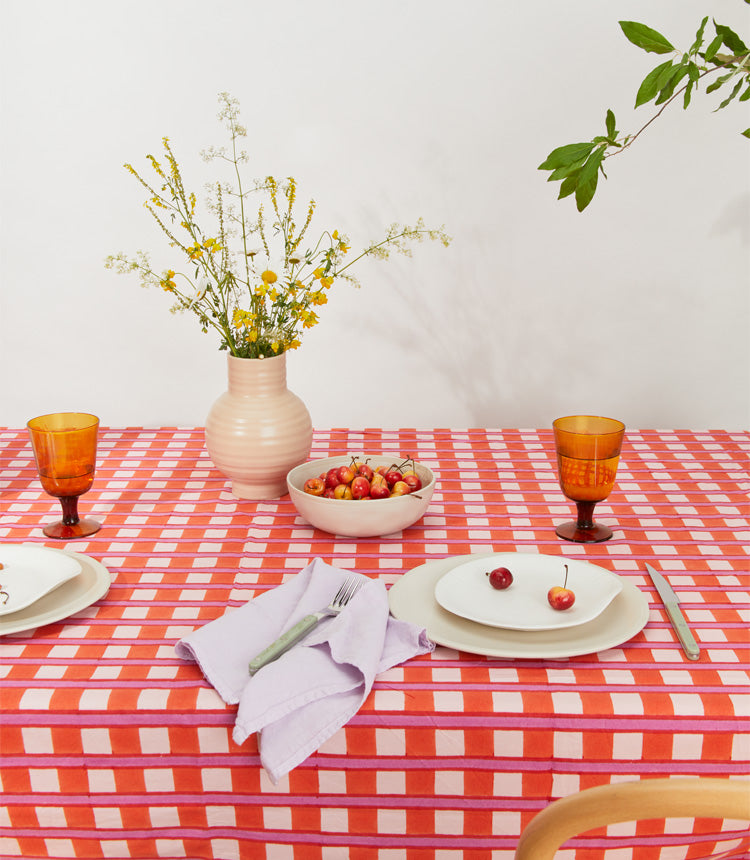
top-left (716, 78), bottom-right (744, 110)
top-left (655, 65), bottom-right (689, 105)
top-left (715, 22), bottom-right (748, 54)
top-left (689, 16), bottom-right (709, 55)
top-left (739, 83), bottom-right (750, 102)
top-left (558, 174), bottom-right (579, 200)
top-left (683, 63), bottom-right (701, 109)
top-left (538, 142), bottom-right (596, 171)
top-left (619, 21), bottom-right (675, 54)
top-left (704, 33), bottom-right (724, 61)
top-left (575, 171), bottom-right (599, 212)
top-left (605, 109), bottom-right (616, 139)
top-left (706, 71), bottom-right (734, 93)
top-left (635, 59), bottom-right (675, 107)
top-left (578, 146), bottom-right (606, 186)
top-left (572, 146), bottom-right (606, 211)
top-left (741, 128), bottom-right (750, 138)
top-left (546, 160), bottom-right (586, 182)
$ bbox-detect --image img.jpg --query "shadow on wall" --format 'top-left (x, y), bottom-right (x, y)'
top-left (364, 250), bottom-right (551, 428)
top-left (710, 191), bottom-right (750, 245)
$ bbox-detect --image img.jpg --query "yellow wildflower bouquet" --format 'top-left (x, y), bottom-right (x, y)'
top-left (106, 93), bottom-right (450, 359)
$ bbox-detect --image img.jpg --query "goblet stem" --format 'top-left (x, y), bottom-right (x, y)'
top-left (575, 500), bottom-right (597, 529)
top-left (59, 496), bottom-right (80, 526)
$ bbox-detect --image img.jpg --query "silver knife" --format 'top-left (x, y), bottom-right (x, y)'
top-left (645, 563), bottom-right (700, 661)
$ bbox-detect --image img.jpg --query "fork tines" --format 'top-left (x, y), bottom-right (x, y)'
top-left (334, 577), bottom-right (362, 608)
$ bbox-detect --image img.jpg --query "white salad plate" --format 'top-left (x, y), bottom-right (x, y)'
top-left (0, 546), bottom-right (111, 636)
top-left (389, 553), bottom-right (650, 660)
top-left (0, 544), bottom-right (84, 615)
top-left (434, 552), bottom-right (622, 631)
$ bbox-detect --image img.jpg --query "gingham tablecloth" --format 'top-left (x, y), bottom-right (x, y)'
top-left (0, 427), bottom-right (748, 860)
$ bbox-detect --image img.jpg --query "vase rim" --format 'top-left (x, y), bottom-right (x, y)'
top-left (227, 352), bottom-right (286, 362)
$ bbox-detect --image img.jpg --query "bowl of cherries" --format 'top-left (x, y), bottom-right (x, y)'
top-left (287, 455), bottom-right (436, 537)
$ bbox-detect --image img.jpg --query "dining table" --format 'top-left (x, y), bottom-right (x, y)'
top-left (0, 425), bottom-right (748, 860)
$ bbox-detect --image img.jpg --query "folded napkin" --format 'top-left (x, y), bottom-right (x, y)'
top-left (175, 557), bottom-right (433, 781)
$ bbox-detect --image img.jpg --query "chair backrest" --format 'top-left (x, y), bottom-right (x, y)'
top-left (514, 777), bottom-right (750, 860)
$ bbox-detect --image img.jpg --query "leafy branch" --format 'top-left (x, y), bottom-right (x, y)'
top-left (539, 16), bottom-right (750, 211)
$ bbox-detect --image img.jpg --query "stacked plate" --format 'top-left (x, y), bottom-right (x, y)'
top-left (0, 545), bottom-right (110, 636)
top-left (388, 553), bottom-right (650, 659)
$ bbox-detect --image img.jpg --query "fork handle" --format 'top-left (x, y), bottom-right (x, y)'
top-left (248, 613), bottom-right (322, 675)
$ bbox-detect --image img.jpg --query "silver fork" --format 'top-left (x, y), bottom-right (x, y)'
top-left (248, 577), bottom-right (363, 675)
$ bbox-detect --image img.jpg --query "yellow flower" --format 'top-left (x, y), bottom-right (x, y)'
top-left (261, 269), bottom-right (277, 284)
top-left (301, 310), bottom-right (319, 329)
top-left (312, 268), bottom-right (324, 280)
top-left (233, 308), bottom-right (256, 327)
top-left (159, 269), bottom-right (177, 292)
top-left (287, 338), bottom-right (302, 350)
top-left (203, 237), bottom-right (221, 253)
top-left (321, 276), bottom-right (334, 288)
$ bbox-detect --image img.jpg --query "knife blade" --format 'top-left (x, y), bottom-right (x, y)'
top-left (645, 563), bottom-right (700, 661)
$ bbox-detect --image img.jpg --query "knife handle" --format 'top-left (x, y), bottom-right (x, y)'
top-left (248, 613), bottom-right (321, 675)
top-left (664, 603), bottom-right (700, 661)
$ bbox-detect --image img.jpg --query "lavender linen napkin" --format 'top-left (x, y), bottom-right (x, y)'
top-left (175, 557), bottom-right (433, 781)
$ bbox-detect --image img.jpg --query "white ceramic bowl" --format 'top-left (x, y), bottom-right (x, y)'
top-left (287, 455), bottom-right (436, 537)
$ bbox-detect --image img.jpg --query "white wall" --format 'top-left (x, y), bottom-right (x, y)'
top-left (2, 0), bottom-right (748, 432)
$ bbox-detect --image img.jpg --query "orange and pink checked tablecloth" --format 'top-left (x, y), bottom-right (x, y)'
top-left (0, 427), bottom-right (748, 860)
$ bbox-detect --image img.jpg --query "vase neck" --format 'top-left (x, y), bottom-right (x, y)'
top-left (227, 354), bottom-right (287, 396)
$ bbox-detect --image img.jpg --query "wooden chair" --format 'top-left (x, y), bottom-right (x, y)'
top-left (514, 777), bottom-right (750, 860)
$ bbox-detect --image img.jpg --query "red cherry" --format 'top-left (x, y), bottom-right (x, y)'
top-left (402, 473), bottom-right (422, 492)
top-left (487, 566), bottom-right (513, 590)
top-left (370, 482), bottom-right (390, 499)
top-left (350, 475), bottom-right (371, 499)
top-left (384, 469), bottom-right (403, 488)
top-left (324, 468), bottom-right (340, 489)
top-left (355, 462), bottom-right (374, 481)
top-left (303, 477), bottom-right (325, 496)
top-left (337, 465), bottom-right (356, 484)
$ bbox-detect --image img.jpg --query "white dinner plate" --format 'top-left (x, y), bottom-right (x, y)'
top-left (389, 553), bottom-right (650, 659)
top-left (434, 552), bottom-right (622, 631)
top-left (0, 548), bottom-right (111, 636)
top-left (0, 544), bottom-right (83, 615)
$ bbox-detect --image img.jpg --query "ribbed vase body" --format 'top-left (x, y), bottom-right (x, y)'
top-left (205, 354), bottom-right (312, 500)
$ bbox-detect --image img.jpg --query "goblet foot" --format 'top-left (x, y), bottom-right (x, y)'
top-left (43, 517), bottom-right (101, 540)
top-left (555, 521), bottom-right (613, 543)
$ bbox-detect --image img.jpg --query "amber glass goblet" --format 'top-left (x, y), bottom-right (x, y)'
top-left (27, 412), bottom-right (101, 539)
top-left (552, 415), bottom-right (625, 543)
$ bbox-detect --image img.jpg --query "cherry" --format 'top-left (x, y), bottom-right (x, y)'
top-left (303, 477), bottom-right (325, 496)
top-left (487, 566), bottom-right (513, 590)
top-left (548, 564), bottom-right (576, 610)
top-left (402, 472), bottom-right (422, 492)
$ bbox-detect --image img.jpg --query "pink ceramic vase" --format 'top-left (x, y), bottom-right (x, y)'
top-left (205, 353), bottom-right (313, 500)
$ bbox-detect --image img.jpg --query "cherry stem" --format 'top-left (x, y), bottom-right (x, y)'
top-left (563, 564), bottom-right (569, 589)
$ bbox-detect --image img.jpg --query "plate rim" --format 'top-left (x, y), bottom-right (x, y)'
top-left (434, 552), bottom-right (622, 632)
top-left (0, 548), bottom-right (111, 636)
top-left (388, 552), bottom-right (650, 659)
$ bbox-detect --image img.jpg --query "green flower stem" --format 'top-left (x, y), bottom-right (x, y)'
top-left (109, 93), bottom-right (450, 357)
